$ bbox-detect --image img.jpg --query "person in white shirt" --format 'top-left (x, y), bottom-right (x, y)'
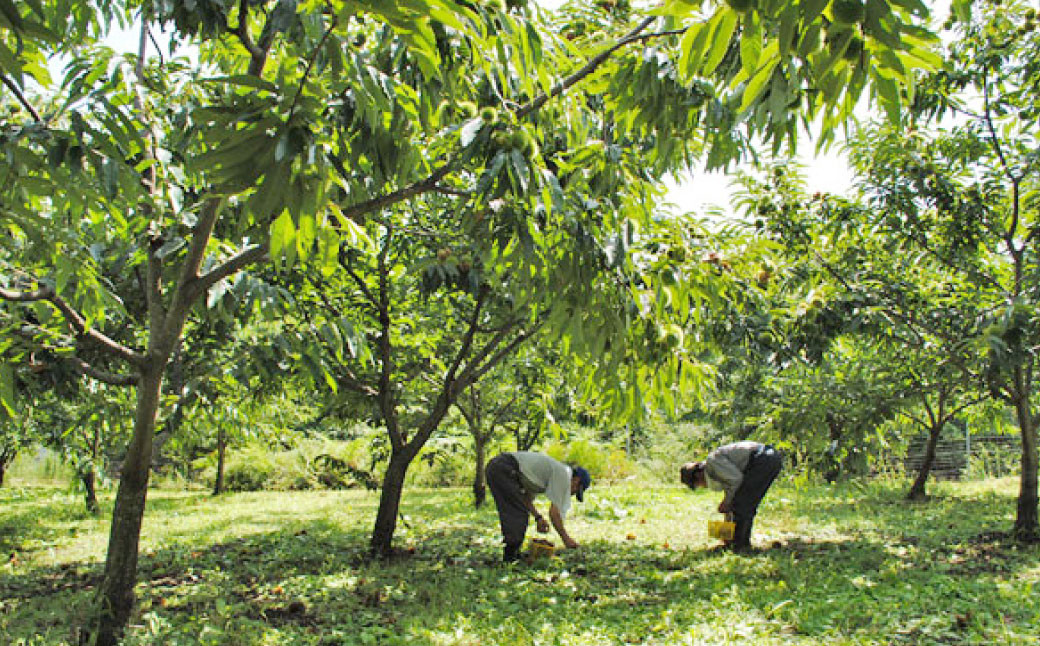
top-left (485, 451), bottom-right (591, 562)
top-left (680, 441), bottom-right (782, 551)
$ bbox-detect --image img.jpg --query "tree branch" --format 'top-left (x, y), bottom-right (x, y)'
top-left (343, 258), bottom-right (381, 311)
top-left (432, 184), bottom-right (472, 198)
top-left (339, 165), bottom-right (455, 222)
top-left (167, 198), bottom-right (223, 319)
top-left (516, 16), bottom-right (656, 119)
top-left (70, 357), bottom-right (137, 387)
top-left (5, 321), bottom-right (137, 386)
top-left (333, 366), bottom-right (379, 397)
top-left (445, 289), bottom-right (489, 385)
top-left (0, 74), bottom-right (42, 122)
top-left (193, 242), bottom-right (270, 299)
top-left (287, 17), bottom-right (338, 121)
top-left (231, 0), bottom-right (268, 75)
top-left (337, 15), bottom-right (661, 223)
top-left (0, 285), bottom-right (145, 365)
top-left (375, 226), bottom-right (403, 449)
top-left (455, 313), bottom-right (547, 393)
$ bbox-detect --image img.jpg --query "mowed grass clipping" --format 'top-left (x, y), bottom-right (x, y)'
top-left (1, 477), bottom-right (1039, 645)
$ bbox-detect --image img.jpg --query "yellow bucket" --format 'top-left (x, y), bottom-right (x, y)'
top-left (527, 537), bottom-right (556, 561)
top-left (708, 520), bottom-right (735, 541)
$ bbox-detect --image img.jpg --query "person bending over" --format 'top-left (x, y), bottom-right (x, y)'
top-left (485, 451), bottom-right (591, 562)
top-left (680, 440), bottom-right (782, 551)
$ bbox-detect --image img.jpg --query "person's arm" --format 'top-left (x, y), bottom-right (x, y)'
top-left (549, 503), bottom-right (578, 548)
top-left (523, 493), bottom-right (551, 533)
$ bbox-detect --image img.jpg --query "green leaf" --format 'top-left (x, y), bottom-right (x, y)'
top-left (702, 9), bottom-right (739, 76)
top-left (678, 22), bottom-right (709, 81)
top-left (203, 75), bottom-right (279, 93)
top-left (739, 11), bottom-right (762, 72)
top-left (864, 0), bottom-right (903, 49)
top-left (194, 130), bottom-right (276, 173)
top-left (297, 212), bottom-right (316, 262)
top-left (950, 0), bottom-right (971, 22)
top-left (797, 22), bottom-right (822, 57)
top-left (270, 209), bottom-right (297, 270)
top-left (800, 0), bottom-right (831, 23)
top-left (316, 227), bottom-right (340, 278)
top-left (426, 2), bottom-right (467, 32)
top-left (0, 362), bottom-right (14, 418)
top-left (250, 162), bottom-right (292, 221)
top-left (0, 42), bottom-right (21, 81)
top-left (897, 44), bottom-right (941, 71)
top-left (23, 0), bottom-right (43, 17)
top-left (875, 48), bottom-right (907, 77)
top-left (778, 4), bottom-right (799, 56)
top-left (652, 0), bottom-right (701, 18)
top-left (155, 236), bottom-right (186, 260)
top-left (872, 71), bottom-right (902, 124)
top-left (327, 203), bottom-right (374, 252)
top-left (0, 0), bottom-right (23, 30)
top-left (739, 46), bottom-right (779, 112)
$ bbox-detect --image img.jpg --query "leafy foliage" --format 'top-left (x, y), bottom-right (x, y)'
top-left (1, 0), bottom-right (946, 639)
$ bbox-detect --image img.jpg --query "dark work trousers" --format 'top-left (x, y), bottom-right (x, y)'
top-left (486, 453), bottom-right (529, 561)
top-left (730, 446), bottom-right (782, 548)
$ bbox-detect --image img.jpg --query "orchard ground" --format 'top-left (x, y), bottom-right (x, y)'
top-left (2, 477), bottom-right (1038, 645)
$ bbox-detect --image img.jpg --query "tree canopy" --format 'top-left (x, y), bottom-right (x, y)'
top-left (1, 0), bottom-right (947, 642)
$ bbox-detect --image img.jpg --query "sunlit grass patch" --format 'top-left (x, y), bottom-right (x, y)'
top-left (1, 478), bottom-right (1038, 645)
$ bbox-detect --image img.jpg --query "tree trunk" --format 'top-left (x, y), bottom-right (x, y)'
top-left (1014, 397), bottom-right (1039, 541)
top-left (823, 415), bottom-right (842, 483)
top-left (83, 425), bottom-right (101, 514)
top-left (85, 366), bottom-right (163, 646)
top-left (82, 469), bottom-right (99, 515)
top-left (907, 424), bottom-right (942, 501)
top-left (370, 449), bottom-right (413, 557)
top-left (473, 436), bottom-right (487, 508)
top-left (0, 446), bottom-right (15, 487)
top-left (213, 427), bottom-right (226, 496)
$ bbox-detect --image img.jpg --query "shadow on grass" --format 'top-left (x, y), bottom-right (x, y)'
top-left (0, 493), bottom-right (102, 555)
top-left (2, 483), bottom-right (1039, 645)
top-left (11, 527), bottom-right (1036, 644)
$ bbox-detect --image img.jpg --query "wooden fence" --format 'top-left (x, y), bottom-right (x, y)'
top-left (904, 434), bottom-right (1019, 480)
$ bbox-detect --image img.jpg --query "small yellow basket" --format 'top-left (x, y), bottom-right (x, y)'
top-left (527, 537), bottom-right (556, 561)
top-left (707, 520), bottom-right (735, 541)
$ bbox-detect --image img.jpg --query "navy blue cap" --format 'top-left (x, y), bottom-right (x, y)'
top-left (572, 466), bottom-right (591, 502)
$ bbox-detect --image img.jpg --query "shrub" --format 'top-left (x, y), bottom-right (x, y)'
top-left (223, 447), bottom-right (280, 492)
top-left (218, 439), bottom-right (380, 492)
top-left (6, 447), bottom-right (74, 485)
top-left (407, 437), bottom-right (472, 488)
top-left (627, 421), bottom-right (715, 483)
top-left (544, 435), bottom-right (634, 483)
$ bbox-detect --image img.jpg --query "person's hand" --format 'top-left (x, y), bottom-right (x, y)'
top-left (536, 516), bottom-right (550, 534)
top-left (718, 501), bottom-right (732, 514)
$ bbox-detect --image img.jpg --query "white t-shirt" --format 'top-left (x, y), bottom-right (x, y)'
top-left (705, 441), bottom-right (761, 499)
top-left (511, 451), bottom-right (573, 518)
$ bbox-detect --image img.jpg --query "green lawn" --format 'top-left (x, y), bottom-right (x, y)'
top-left (1, 477), bottom-right (1038, 645)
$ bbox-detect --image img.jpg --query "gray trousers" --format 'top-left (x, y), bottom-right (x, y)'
top-left (486, 453), bottom-right (529, 552)
top-left (731, 446), bottom-right (782, 547)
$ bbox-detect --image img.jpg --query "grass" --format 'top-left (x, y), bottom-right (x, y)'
top-left (1, 477), bottom-right (1038, 645)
